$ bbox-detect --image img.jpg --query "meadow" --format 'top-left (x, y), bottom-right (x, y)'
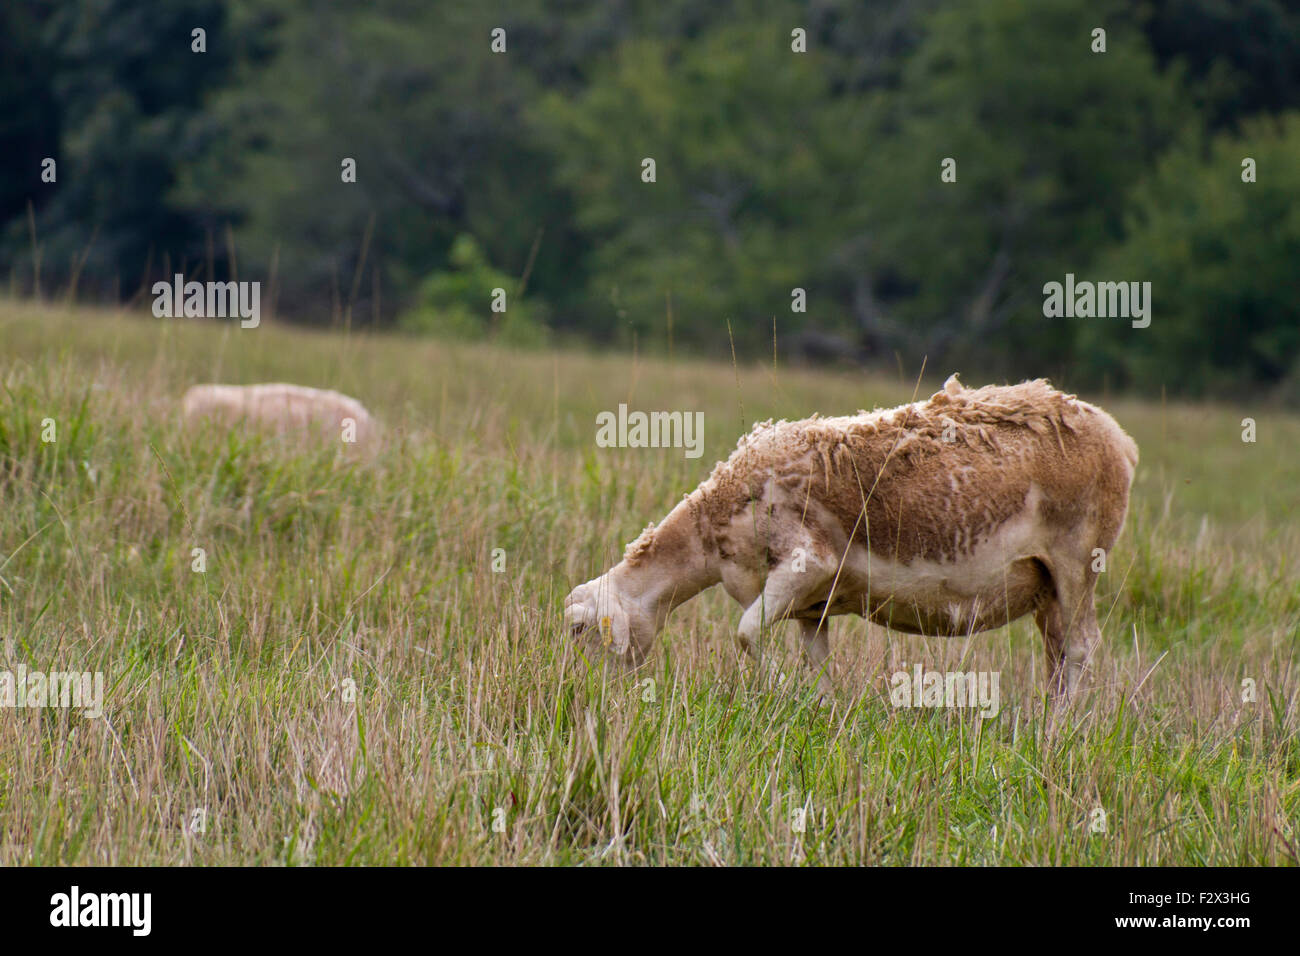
top-left (0, 299), bottom-right (1296, 865)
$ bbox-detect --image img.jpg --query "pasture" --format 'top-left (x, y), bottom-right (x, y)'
top-left (0, 299), bottom-right (1297, 864)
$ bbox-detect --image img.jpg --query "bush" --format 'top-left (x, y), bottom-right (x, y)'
top-left (401, 234), bottom-right (550, 347)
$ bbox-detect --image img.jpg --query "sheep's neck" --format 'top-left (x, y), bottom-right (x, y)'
top-left (614, 499), bottom-right (720, 633)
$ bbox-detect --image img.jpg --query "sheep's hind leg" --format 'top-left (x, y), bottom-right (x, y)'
top-left (1036, 558), bottom-right (1102, 702)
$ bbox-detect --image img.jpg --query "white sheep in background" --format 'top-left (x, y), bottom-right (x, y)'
top-left (565, 374), bottom-right (1138, 699)
top-left (181, 383), bottom-right (378, 447)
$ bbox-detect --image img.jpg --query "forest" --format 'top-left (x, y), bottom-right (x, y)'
top-left (3, 0), bottom-right (1298, 399)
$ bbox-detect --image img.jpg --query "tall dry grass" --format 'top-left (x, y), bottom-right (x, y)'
top-left (0, 300), bottom-right (1296, 864)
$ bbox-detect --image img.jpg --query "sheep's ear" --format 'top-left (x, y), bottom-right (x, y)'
top-left (944, 373), bottom-right (962, 396)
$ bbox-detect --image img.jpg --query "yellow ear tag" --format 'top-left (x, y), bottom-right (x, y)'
top-left (599, 616), bottom-right (613, 646)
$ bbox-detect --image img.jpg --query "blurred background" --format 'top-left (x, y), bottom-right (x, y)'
top-left (3, 0), bottom-right (1298, 401)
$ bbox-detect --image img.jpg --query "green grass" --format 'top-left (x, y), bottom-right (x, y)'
top-left (0, 298), bottom-right (1296, 865)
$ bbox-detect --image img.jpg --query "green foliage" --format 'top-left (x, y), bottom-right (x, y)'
top-left (535, 21), bottom-right (864, 351)
top-left (1141, 0), bottom-right (1300, 132)
top-left (180, 0), bottom-right (591, 329)
top-left (3, 0), bottom-right (1300, 397)
top-left (401, 234), bottom-right (550, 347)
top-left (0, 3), bottom-right (59, 225)
top-left (1078, 114), bottom-right (1300, 397)
top-left (866, 0), bottom-right (1193, 369)
top-left (0, 0), bottom-right (260, 296)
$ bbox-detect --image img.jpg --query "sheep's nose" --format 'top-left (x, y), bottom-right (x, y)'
top-left (564, 603), bottom-right (591, 637)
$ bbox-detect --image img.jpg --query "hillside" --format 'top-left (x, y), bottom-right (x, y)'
top-left (1, 300), bottom-right (1297, 864)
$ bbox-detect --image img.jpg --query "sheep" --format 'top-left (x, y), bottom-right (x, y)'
top-left (181, 383), bottom-right (378, 447)
top-left (564, 374), bottom-right (1138, 700)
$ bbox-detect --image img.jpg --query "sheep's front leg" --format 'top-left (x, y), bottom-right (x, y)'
top-left (736, 565), bottom-right (826, 685)
top-left (799, 619), bottom-right (833, 696)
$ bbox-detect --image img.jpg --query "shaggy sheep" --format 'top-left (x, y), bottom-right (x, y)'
top-left (564, 374), bottom-right (1138, 699)
top-left (181, 383), bottom-right (378, 447)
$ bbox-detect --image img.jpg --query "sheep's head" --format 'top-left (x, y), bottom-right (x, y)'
top-left (563, 571), bottom-right (652, 662)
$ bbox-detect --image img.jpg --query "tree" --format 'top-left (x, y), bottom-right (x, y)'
top-left (1141, 0), bottom-right (1300, 133)
top-left (1078, 114), bottom-right (1300, 398)
top-left (0, 3), bottom-right (59, 228)
top-left (862, 0), bottom-right (1192, 373)
top-left (534, 21), bottom-right (871, 352)
top-left (1, 0), bottom-right (252, 297)
top-left (188, 0), bottom-right (598, 326)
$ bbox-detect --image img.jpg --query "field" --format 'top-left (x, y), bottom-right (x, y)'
top-left (1, 299), bottom-right (1297, 865)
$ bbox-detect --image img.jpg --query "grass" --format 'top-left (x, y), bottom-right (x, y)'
top-left (0, 297), bottom-right (1297, 865)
